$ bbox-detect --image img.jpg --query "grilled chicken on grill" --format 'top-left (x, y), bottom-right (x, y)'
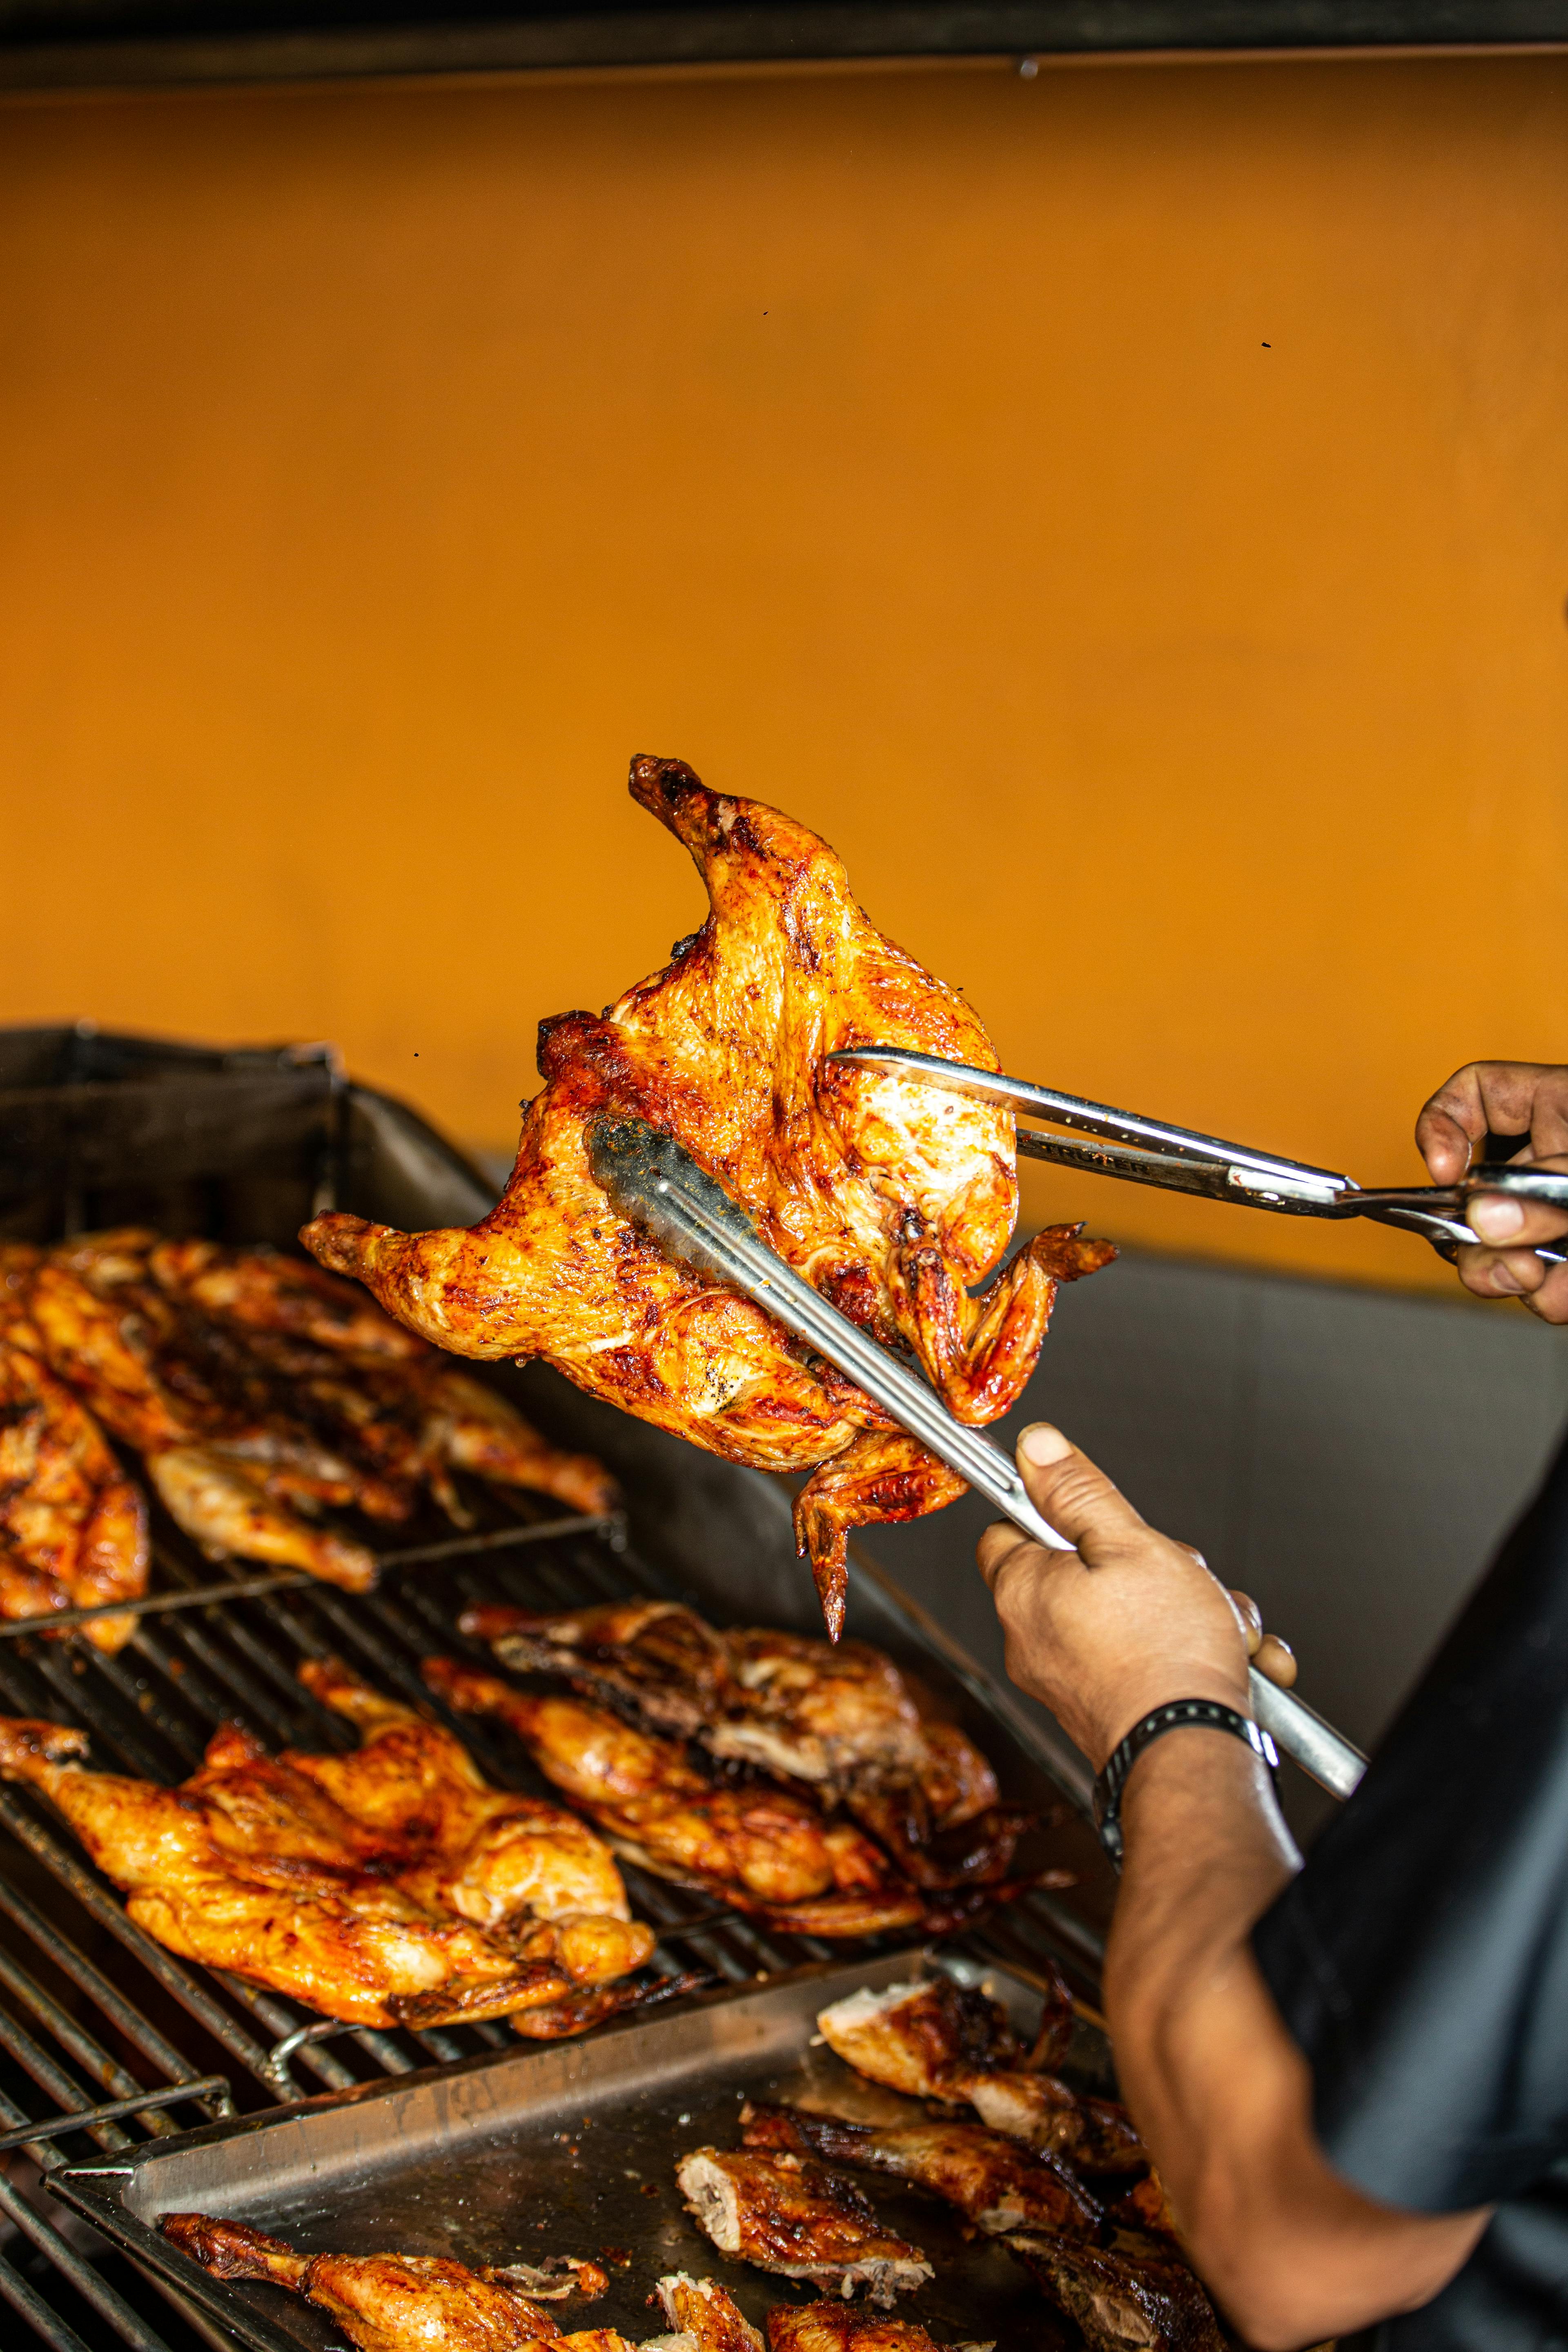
top-left (8, 1230), bottom-right (613, 1596)
top-left (739, 2103), bottom-right (1101, 2237)
top-left (675, 2148), bottom-right (932, 2305)
top-left (463, 1602), bottom-right (1023, 1890)
top-left (814, 1977), bottom-right (1142, 2173)
top-left (425, 1659), bottom-right (1034, 1939)
top-left (303, 756), bottom-right (1111, 1635)
top-left (160, 2214), bottom-right (616, 2352)
top-left (0, 1661), bottom-right (659, 2030)
top-left (0, 1339), bottom-right (148, 1650)
top-left (1005, 2231), bottom-right (1223, 2352)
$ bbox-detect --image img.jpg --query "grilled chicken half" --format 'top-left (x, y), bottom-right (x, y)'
top-left (462, 1601), bottom-right (1024, 1891)
top-left (814, 1978), bottom-right (1143, 2174)
top-left (0, 1659), bottom-right (659, 2030)
top-left (675, 2149), bottom-right (932, 2305)
top-left (0, 1338), bottom-right (148, 1650)
top-left (425, 1659), bottom-right (1029, 1940)
top-left (739, 2103), bottom-right (1101, 2237)
top-left (160, 2214), bottom-right (616, 2352)
top-left (303, 755), bottom-right (1111, 1635)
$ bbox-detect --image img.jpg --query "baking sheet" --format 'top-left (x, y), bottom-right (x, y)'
top-left (50, 1950), bottom-right (1112, 2352)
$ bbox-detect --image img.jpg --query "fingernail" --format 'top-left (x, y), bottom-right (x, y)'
top-left (1471, 1195), bottom-right (1525, 1240)
top-left (1018, 1423), bottom-right (1070, 1466)
top-left (1491, 1263), bottom-right (1526, 1294)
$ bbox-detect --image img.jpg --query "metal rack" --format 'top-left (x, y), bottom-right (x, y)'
top-left (0, 1477), bottom-right (1091, 2352)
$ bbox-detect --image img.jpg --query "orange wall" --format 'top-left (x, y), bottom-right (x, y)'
top-left (2, 53), bottom-right (1566, 1288)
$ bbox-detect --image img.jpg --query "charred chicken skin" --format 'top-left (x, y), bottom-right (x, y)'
top-left (764, 2306), bottom-right (982, 2352)
top-left (675, 2148), bottom-right (932, 2305)
top-left (0, 1339), bottom-right (148, 1650)
top-left (651, 2274), bottom-right (765, 2352)
top-left (0, 1661), bottom-right (656, 2030)
top-left (425, 1660), bottom-right (1031, 1939)
top-left (1004, 2232), bottom-right (1223, 2352)
top-left (160, 2215), bottom-right (616, 2352)
top-left (9, 1231), bottom-right (613, 1595)
top-left (462, 1602), bottom-right (1025, 1891)
top-left (303, 757), bottom-right (1111, 1635)
top-left (739, 2103), bottom-right (1101, 2237)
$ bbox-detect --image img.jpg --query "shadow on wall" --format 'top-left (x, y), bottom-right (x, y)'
top-left (849, 1249), bottom-right (1568, 1844)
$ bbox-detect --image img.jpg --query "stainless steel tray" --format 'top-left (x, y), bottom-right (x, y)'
top-left (49, 1951), bottom-right (1105, 2352)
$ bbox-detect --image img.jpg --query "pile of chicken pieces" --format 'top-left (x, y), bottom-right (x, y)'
top-left (303, 756), bottom-right (1112, 1637)
top-left (681, 1970), bottom-right (1221, 2352)
top-left (0, 1230), bottom-right (615, 1649)
top-left (161, 2215), bottom-right (982, 2352)
top-left (452, 1599), bottom-right (1056, 1917)
top-left (0, 1657), bottom-right (669, 2034)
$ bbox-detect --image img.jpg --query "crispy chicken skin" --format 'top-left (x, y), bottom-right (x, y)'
top-left (0, 1663), bottom-right (655, 2030)
top-left (0, 1339), bottom-right (148, 1650)
top-left (462, 1602), bottom-right (1021, 1891)
top-left (651, 2274), bottom-right (766, 2352)
top-left (813, 1977), bottom-right (1142, 2174)
top-left (303, 757), bottom-right (1111, 1636)
top-left (160, 2214), bottom-right (615, 2352)
top-left (675, 2148), bottom-right (932, 2305)
top-left (764, 2307), bottom-right (974, 2352)
top-left (739, 2103), bottom-right (1101, 2236)
top-left (424, 1658), bottom-right (933, 1937)
top-left (1004, 2232), bottom-right (1223, 2352)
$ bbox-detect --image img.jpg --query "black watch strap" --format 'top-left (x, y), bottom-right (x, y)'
top-left (1091, 1699), bottom-right (1279, 1869)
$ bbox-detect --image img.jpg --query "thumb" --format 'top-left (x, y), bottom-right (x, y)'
top-left (1015, 1424), bottom-right (1149, 1562)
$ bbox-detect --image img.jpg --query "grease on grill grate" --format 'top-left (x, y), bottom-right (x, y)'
top-left (0, 1470), bottom-right (1092, 2352)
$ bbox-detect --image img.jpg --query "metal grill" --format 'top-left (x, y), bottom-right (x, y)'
top-left (0, 1469), bottom-right (1096, 2352)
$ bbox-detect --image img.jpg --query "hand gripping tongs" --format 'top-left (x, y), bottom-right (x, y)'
top-left (825, 1049), bottom-right (1568, 1266)
top-left (587, 1116), bottom-right (1368, 1806)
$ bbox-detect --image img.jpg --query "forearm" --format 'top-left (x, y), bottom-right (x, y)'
top-left (1105, 1736), bottom-right (1490, 2348)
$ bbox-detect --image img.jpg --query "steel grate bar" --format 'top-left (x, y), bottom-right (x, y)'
top-left (0, 2247), bottom-right (99, 2352)
top-left (0, 2171), bottom-right (176, 2352)
top-left (0, 1873), bottom-right (225, 2120)
top-left (0, 1943), bottom-right (159, 2132)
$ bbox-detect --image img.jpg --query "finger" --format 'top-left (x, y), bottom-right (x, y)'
top-left (1254, 1634), bottom-right (1297, 1689)
top-left (1467, 1193), bottom-right (1568, 1251)
top-left (1015, 1424), bottom-right (1148, 1558)
top-left (1227, 1588), bottom-right (1263, 1654)
top-left (976, 1517), bottom-right (1075, 1595)
top-left (1455, 1242), bottom-right (1550, 1303)
top-left (1416, 1078), bottom-right (1482, 1183)
top-left (1416, 1063), bottom-right (1566, 1180)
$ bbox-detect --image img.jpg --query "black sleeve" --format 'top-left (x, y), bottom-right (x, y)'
top-left (1254, 1427), bottom-right (1568, 2216)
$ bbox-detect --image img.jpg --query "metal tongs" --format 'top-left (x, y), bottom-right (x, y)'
top-left (587, 1116), bottom-right (1368, 1805)
top-left (827, 1048), bottom-right (1568, 1267)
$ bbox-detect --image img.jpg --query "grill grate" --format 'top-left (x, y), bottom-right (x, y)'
top-left (0, 1469), bottom-right (1095, 2352)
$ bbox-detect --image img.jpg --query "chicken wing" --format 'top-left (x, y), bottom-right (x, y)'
top-left (423, 1658), bottom-right (1001, 1940)
top-left (1004, 2232), bottom-right (1223, 2352)
top-left (463, 1603), bottom-right (1023, 1893)
top-left (160, 2214), bottom-right (616, 2352)
top-left (739, 2103), bottom-right (1100, 2237)
top-left (651, 2274), bottom-right (765, 2352)
top-left (0, 1339), bottom-right (148, 1650)
top-left (814, 1977), bottom-right (1142, 2174)
top-left (0, 1663), bottom-right (655, 2031)
top-left (303, 756), bottom-right (1111, 1635)
top-left (675, 2148), bottom-right (932, 2305)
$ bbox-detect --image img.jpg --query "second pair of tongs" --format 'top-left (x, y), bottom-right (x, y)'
top-left (828, 1049), bottom-right (1568, 1266)
top-left (587, 1115), bottom-right (1367, 1806)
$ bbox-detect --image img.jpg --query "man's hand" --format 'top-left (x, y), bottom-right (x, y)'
top-left (976, 1423), bottom-right (1252, 1768)
top-left (1417, 1062), bottom-right (1568, 1323)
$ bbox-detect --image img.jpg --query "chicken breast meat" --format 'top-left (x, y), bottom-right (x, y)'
top-left (461, 1600), bottom-right (1029, 1893)
top-left (303, 757), bottom-right (1111, 1635)
top-left (0, 1659), bottom-right (662, 2031)
top-left (675, 2147), bottom-right (932, 2305)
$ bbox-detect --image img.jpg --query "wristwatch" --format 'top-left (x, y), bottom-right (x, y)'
top-left (1091, 1699), bottom-right (1279, 1868)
